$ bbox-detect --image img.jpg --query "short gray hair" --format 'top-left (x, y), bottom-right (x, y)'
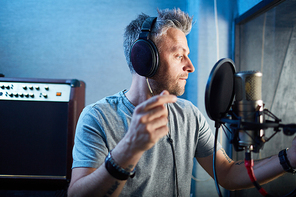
top-left (123, 8), bottom-right (193, 73)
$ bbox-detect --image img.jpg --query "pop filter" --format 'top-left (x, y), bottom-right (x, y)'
top-left (205, 58), bottom-right (236, 122)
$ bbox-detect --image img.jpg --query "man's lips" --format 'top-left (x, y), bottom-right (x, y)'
top-left (179, 76), bottom-right (188, 80)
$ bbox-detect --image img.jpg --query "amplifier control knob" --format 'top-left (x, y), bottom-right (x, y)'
top-left (44, 86), bottom-right (49, 90)
top-left (29, 93), bottom-right (34, 98)
top-left (35, 86), bottom-right (40, 90)
top-left (23, 86), bottom-right (27, 90)
top-left (19, 93), bottom-right (24, 97)
top-left (29, 86), bottom-right (33, 90)
top-left (25, 94), bottom-right (29, 98)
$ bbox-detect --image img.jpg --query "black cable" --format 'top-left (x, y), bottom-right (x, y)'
top-left (213, 125), bottom-right (223, 197)
top-left (166, 104), bottom-right (180, 197)
top-left (284, 188), bottom-right (296, 197)
top-left (167, 137), bottom-right (180, 197)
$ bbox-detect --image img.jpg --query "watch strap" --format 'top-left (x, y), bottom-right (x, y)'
top-left (278, 148), bottom-right (296, 174)
top-left (105, 151), bottom-right (136, 180)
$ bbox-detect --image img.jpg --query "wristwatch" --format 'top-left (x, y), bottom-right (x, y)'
top-left (278, 148), bottom-right (296, 174)
top-left (105, 151), bottom-right (136, 180)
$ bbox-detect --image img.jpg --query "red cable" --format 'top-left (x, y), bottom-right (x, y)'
top-left (245, 158), bottom-right (269, 197)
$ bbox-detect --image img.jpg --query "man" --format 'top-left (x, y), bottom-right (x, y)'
top-left (68, 8), bottom-right (296, 196)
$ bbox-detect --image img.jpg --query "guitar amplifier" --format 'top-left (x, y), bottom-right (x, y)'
top-left (0, 77), bottom-right (85, 190)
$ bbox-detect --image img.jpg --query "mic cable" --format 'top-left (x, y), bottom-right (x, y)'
top-left (244, 150), bottom-right (271, 197)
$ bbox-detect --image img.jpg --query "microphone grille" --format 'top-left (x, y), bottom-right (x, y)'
top-left (235, 71), bottom-right (262, 101)
top-left (245, 73), bottom-right (262, 101)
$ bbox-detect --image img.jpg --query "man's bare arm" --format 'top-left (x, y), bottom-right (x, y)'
top-left (197, 148), bottom-right (288, 191)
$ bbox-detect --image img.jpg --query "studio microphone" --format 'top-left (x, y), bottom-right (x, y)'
top-left (231, 70), bottom-right (265, 153)
top-left (206, 59), bottom-right (296, 197)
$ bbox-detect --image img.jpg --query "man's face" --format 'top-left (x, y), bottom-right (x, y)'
top-left (150, 28), bottom-right (195, 96)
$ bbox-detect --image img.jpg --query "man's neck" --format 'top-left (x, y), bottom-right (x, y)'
top-left (125, 74), bottom-right (153, 106)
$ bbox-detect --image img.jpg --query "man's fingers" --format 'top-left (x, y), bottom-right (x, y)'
top-left (127, 90), bottom-right (175, 152)
top-left (138, 92), bottom-right (177, 112)
top-left (149, 115), bottom-right (169, 132)
top-left (160, 90), bottom-right (169, 96)
top-left (142, 105), bottom-right (167, 123)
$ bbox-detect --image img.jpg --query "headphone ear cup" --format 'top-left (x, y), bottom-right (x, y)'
top-left (130, 39), bottom-right (159, 78)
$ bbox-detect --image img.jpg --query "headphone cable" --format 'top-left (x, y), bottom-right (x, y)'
top-left (146, 78), bottom-right (180, 196)
top-left (167, 104), bottom-right (180, 197)
top-left (146, 77), bottom-right (154, 96)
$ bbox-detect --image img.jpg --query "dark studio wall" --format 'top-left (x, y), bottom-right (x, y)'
top-left (232, 0), bottom-right (296, 196)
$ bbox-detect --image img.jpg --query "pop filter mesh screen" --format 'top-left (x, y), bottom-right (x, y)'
top-left (206, 60), bottom-right (235, 121)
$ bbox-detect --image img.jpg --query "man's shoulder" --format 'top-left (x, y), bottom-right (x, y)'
top-left (174, 98), bottom-right (196, 109)
top-left (83, 90), bottom-right (134, 116)
top-left (171, 98), bottom-right (204, 118)
top-left (88, 91), bottom-right (125, 108)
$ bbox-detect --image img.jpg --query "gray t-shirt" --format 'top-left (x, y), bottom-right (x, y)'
top-left (72, 90), bottom-right (220, 196)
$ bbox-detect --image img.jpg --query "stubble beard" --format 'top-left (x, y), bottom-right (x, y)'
top-left (148, 76), bottom-right (185, 96)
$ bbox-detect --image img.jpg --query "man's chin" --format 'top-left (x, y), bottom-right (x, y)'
top-left (170, 89), bottom-right (185, 97)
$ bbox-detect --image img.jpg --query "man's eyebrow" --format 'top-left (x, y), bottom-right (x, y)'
top-left (171, 45), bottom-right (190, 54)
top-left (171, 45), bottom-right (186, 52)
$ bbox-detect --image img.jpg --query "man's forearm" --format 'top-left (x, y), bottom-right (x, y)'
top-left (68, 164), bottom-right (127, 197)
top-left (227, 154), bottom-right (285, 190)
top-left (68, 137), bottom-right (145, 197)
top-left (250, 154), bottom-right (285, 185)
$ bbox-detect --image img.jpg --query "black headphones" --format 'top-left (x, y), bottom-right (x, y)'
top-left (130, 17), bottom-right (159, 78)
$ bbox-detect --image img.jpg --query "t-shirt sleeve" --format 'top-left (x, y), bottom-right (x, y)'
top-left (72, 105), bottom-right (108, 169)
top-left (194, 107), bottom-right (222, 158)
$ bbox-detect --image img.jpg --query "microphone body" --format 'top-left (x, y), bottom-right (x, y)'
top-left (232, 71), bottom-right (265, 152)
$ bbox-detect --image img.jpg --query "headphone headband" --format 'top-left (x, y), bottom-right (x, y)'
top-left (139, 17), bottom-right (157, 38)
